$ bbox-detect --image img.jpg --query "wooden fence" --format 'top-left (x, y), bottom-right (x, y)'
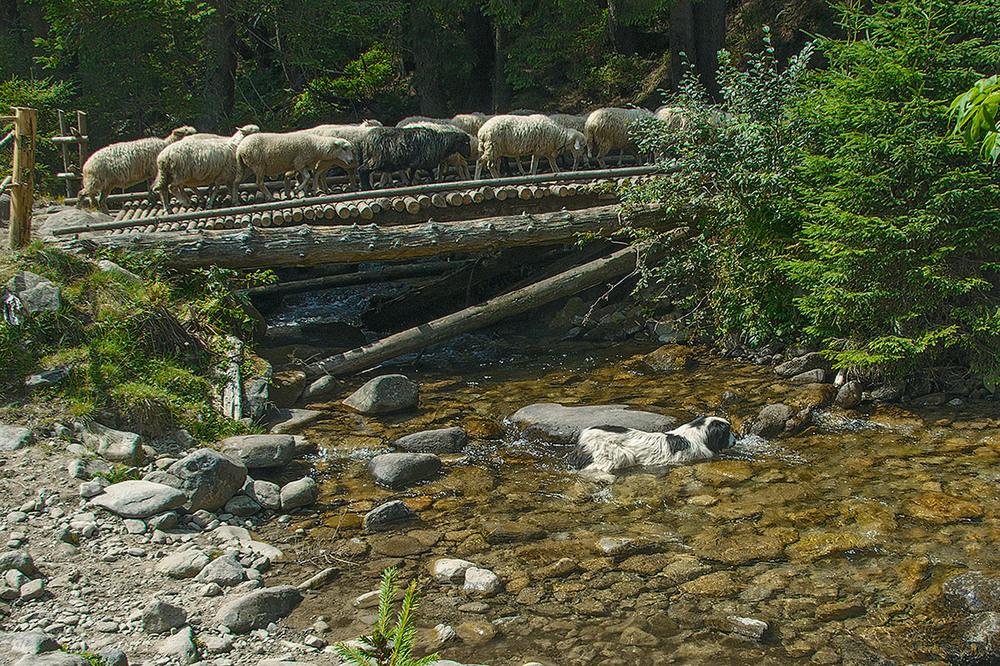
top-left (1, 107), bottom-right (37, 250)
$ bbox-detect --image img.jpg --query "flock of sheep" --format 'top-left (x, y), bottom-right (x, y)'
top-left (76, 106), bottom-right (692, 214)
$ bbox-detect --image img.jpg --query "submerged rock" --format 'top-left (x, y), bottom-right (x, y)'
top-left (942, 571), bottom-right (1000, 613)
top-left (745, 404), bottom-right (795, 438)
top-left (368, 452), bottom-right (441, 489)
top-left (364, 500), bottom-right (416, 533)
top-left (343, 374), bottom-right (419, 414)
top-left (394, 427), bottom-right (467, 453)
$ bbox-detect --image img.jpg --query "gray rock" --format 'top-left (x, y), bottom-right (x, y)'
top-left (220, 435), bottom-right (294, 469)
top-left (248, 480), bottom-right (281, 510)
top-left (836, 381), bottom-right (863, 409)
top-left (364, 500), bottom-right (416, 533)
top-left (90, 481), bottom-right (186, 518)
top-left (368, 453), bottom-right (441, 489)
top-left (19, 579), bottom-right (44, 601)
top-left (463, 567), bottom-right (500, 596)
top-left (123, 518), bottom-right (145, 534)
top-left (159, 625), bottom-right (198, 665)
top-left (146, 511), bottom-right (178, 531)
top-left (0, 551), bottom-right (35, 575)
top-left (195, 553), bottom-right (246, 587)
top-left (242, 378), bottom-right (270, 424)
top-left (5, 272), bottom-right (60, 314)
top-left (774, 352), bottom-right (827, 378)
top-left (0, 192), bottom-right (8, 223)
top-left (509, 403), bottom-right (677, 444)
top-left (142, 598), bottom-right (187, 634)
top-left (863, 383), bottom-right (904, 404)
top-left (36, 207), bottom-right (113, 238)
top-left (708, 615), bottom-right (769, 640)
top-left (155, 549), bottom-right (209, 578)
top-left (214, 585), bottom-right (303, 634)
top-left (394, 427), bottom-right (467, 453)
top-left (266, 408), bottom-right (322, 435)
top-left (25, 369), bottom-right (68, 390)
top-left (6, 569), bottom-right (28, 588)
top-left (165, 449), bottom-right (247, 512)
top-left (746, 404), bottom-right (796, 438)
top-left (224, 495), bottom-right (261, 517)
top-left (0, 425), bottom-right (33, 452)
top-left (279, 477), bottom-right (318, 510)
top-left (432, 558), bottom-right (475, 583)
top-left (95, 648), bottom-right (127, 666)
top-left (269, 371), bottom-right (308, 408)
top-left (79, 479), bottom-right (107, 498)
top-left (14, 654), bottom-right (88, 666)
top-left (202, 634), bottom-right (233, 654)
top-left (301, 374), bottom-right (338, 403)
top-left (343, 374), bottom-right (419, 414)
top-left (943, 571), bottom-right (1000, 613)
top-left (789, 368), bottom-right (826, 384)
top-left (96, 260), bottom-right (141, 283)
top-left (82, 423), bottom-right (143, 465)
top-left (10, 630), bottom-right (59, 654)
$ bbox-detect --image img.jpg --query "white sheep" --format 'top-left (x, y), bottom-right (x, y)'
top-left (584, 107), bottom-right (655, 168)
top-left (236, 131), bottom-right (354, 200)
top-left (403, 121), bottom-right (479, 180)
top-left (654, 105), bottom-right (693, 131)
top-left (450, 112), bottom-right (490, 135)
top-left (301, 123), bottom-right (379, 190)
top-left (153, 124), bottom-right (259, 212)
top-left (475, 114), bottom-right (586, 179)
top-left (548, 113), bottom-right (590, 134)
top-left (397, 115), bottom-right (452, 128)
top-left (76, 126), bottom-right (197, 213)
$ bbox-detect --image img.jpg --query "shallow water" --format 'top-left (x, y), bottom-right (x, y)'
top-left (282, 333), bottom-right (1000, 665)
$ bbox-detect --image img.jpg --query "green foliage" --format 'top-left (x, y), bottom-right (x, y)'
top-left (0, 77), bottom-right (75, 191)
top-left (183, 266), bottom-right (276, 340)
top-left (628, 1), bottom-right (1000, 381)
top-left (294, 44), bottom-right (404, 121)
top-left (333, 567), bottom-right (439, 666)
top-left (92, 464), bottom-right (142, 484)
top-left (950, 74), bottom-right (1000, 162)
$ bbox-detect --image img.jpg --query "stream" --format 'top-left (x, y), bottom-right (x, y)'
top-left (258, 323), bottom-right (1000, 665)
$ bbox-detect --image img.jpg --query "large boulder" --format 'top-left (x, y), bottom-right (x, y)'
top-left (35, 206), bottom-right (112, 238)
top-left (368, 453), bottom-right (441, 489)
top-left (279, 477), bottom-right (319, 510)
top-left (215, 585), bottom-right (302, 634)
top-left (509, 403), bottom-right (677, 444)
top-left (142, 598), bottom-right (188, 634)
top-left (745, 404), bottom-right (796, 438)
top-left (165, 449), bottom-right (247, 512)
top-left (5, 271), bottom-right (60, 315)
top-left (220, 435), bottom-right (295, 469)
top-left (343, 375), bottom-right (419, 414)
top-left (81, 423), bottom-right (144, 465)
top-left (90, 481), bottom-right (186, 518)
top-left (394, 427), bottom-right (467, 453)
top-left (194, 553), bottom-right (246, 587)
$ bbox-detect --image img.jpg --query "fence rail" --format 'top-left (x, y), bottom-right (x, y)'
top-left (4, 107), bottom-right (37, 249)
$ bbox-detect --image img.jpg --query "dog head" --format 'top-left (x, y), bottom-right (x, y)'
top-left (691, 416), bottom-right (736, 453)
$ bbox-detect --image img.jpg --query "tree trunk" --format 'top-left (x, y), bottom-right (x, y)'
top-left (409, 2), bottom-right (449, 116)
top-left (463, 5), bottom-right (494, 111)
top-left (200, 0), bottom-right (239, 132)
top-left (492, 22), bottom-right (512, 113)
top-left (56, 204), bottom-right (670, 270)
top-left (669, 0), bottom-right (725, 99)
top-left (607, 0), bottom-right (636, 55)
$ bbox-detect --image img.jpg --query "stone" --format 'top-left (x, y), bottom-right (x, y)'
top-left (155, 549), bottom-right (209, 578)
top-left (279, 477), bottom-right (318, 510)
top-left (785, 532), bottom-right (873, 562)
top-left (224, 495), bottom-right (262, 517)
top-left (6, 569), bottom-right (28, 588)
top-left (372, 535), bottom-right (427, 557)
top-left (707, 616), bottom-right (769, 640)
top-left (79, 480), bottom-right (107, 498)
top-left (249, 480), bottom-right (281, 510)
top-left (96, 259), bottom-right (141, 282)
top-left (0, 425), bottom-right (33, 451)
top-left (432, 558), bottom-right (475, 583)
top-left (463, 567), bottom-right (501, 596)
top-left (214, 585), bottom-right (303, 634)
top-left (621, 626), bottom-right (660, 647)
top-left (160, 625), bottom-right (199, 665)
top-left (509, 403), bottom-right (677, 444)
top-left (343, 374), bottom-right (419, 414)
top-left (835, 381), bottom-right (863, 409)
top-left (678, 571), bottom-right (742, 597)
top-left (943, 572), bottom-right (1000, 613)
top-left (90, 481), bottom-right (186, 518)
top-left (95, 648), bottom-right (127, 666)
top-left (746, 404), bottom-right (796, 438)
top-left (454, 621), bottom-right (496, 646)
top-left (146, 511), bottom-right (178, 531)
top-left (202, 634), bottom-right (234, 654)
top-left (142, 598), bottom-right (188, 634)
top-left (364, 500), bottom-right (416, 533)
top-left (624, 344), bottom-right (696, 373)
top-left (368, 452), bottom-right (441, 489)
top-left (483, 522), bottom-right (546, 544)
top-left (536, 558), bottom-right (577, 579)
top-left (25, 369), bottom-right (69, 390)
top-left (165, 449), bottom-right (247, 512)
top-left (903, 492), bottom-right (984, 524)
top-left (0, 551), bottom-right (35, 575)
top-left (789, 368), bottom-right (826, 384)
top-left (242, 378), bottom-right (270, 423)
top-left (301, 374), bottom-right (339, 403)
top-left (123, 518), bottom-right (145, 534)
top-left (220, 435), bottom-right (295, 469)
top-left (19, 579), bottom-right (44, 601)
top-left (5, 271), bottom-right (61, 314)
top-left (82, 423), bottom-right (143, 465)
top-left (774, 352), bottom-right (827, 378)
top-left (269, 371), bottom-right (308, 408)
top-left (14, 655), bottom-right (88, 666)
top-left (10, 630), bottom-right (59, 655)
top-left (394, 427), bottom-right (468, 453)
top-left (195, 553), bottom-right (246, 587)
top-left (266, 408), bottom-right (322, 435)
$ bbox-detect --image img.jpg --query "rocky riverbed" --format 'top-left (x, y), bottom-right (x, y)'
top-left (2, 337), bottom-right (1000, 666)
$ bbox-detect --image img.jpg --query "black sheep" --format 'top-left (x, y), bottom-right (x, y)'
top-left (357, 127), bottom-right (472, 190)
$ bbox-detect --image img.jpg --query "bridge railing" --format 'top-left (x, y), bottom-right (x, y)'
top-left (1, 107), bottom-right (37, 250)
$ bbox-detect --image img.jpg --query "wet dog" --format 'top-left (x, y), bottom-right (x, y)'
top-left (570, 416), bottom-right (736, 475)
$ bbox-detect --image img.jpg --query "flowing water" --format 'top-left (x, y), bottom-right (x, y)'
top-left (263, 331), bottom-right (1000, 666)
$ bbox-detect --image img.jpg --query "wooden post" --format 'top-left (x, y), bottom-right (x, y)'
top-left (10, 107), bottom-right (37, 250)
top-left (58, 110), bottom-right (72, 197)
top-left (76, 111), bottom-right (88, 182)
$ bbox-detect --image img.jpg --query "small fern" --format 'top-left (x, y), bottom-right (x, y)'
top-left (333, 567), bottom-right (440, 666)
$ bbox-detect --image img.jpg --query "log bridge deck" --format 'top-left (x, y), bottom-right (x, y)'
top-left (53, 166), bottom-right (673, 269)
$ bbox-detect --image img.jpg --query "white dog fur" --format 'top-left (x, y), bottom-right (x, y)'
top-left (571, 416), bottom-right (736, 475)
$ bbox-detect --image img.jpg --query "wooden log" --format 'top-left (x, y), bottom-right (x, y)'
top-left (471, 190), bottom-right (484, 203)
top-left (404, 197), bottom-right (421, 214)
top-left (446, 192), bottom-right (464, 206)
top-left (56, 204), bottom-right (668, 270)
top-left (305, 242), bottom-right (646, 377)
top-left (431, 193), bottom-right (448, 208)
top-left (462, 192), bottom-right (474, 205)
top-left (392, 198), bottom-right (407, 212)
top-left (358, 203), bottom-right (374, 220)
top-left (348, 204), bottom-right (360, 218)
top-left (246, 260), bottom-right (473, 298)
top-left (336, 203), bottom-right (352, 219)
top-left (518, 186), bottom-right (533, 200)
top-left (9, 107), bottom-right (37, 249)
top-left (416, 194), bottom-right (432, 209)
top-left (481, 186), bottom-right (495, 201)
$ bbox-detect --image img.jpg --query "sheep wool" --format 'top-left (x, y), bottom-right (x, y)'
top-left (236, 131), bottom-right (354, 200)
top-left (584, 107), bottom-right (655, 168)
top-left (475, 114), bottom-right (585, 179)
top-left (76, 125), bottom-right (197, 213)
top-left (356, 126), bottom-right (471, 189)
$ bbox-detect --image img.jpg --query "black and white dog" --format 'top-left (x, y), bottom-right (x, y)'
top-left (570, 416), bottom-right (736, 476)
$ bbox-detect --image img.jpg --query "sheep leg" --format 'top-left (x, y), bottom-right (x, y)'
top-left (474, 160), bottom-right (483, 181)
top-left (97, 189), bottom-right (110, 215)
top-left (547, 154), bottom-right (559, 173)
top-left (515, 156), bottom-right (527, 175)
top-left (529, 155), bottom-right (539, 176)
top-left (294, 168), bottom-right (311, 194)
